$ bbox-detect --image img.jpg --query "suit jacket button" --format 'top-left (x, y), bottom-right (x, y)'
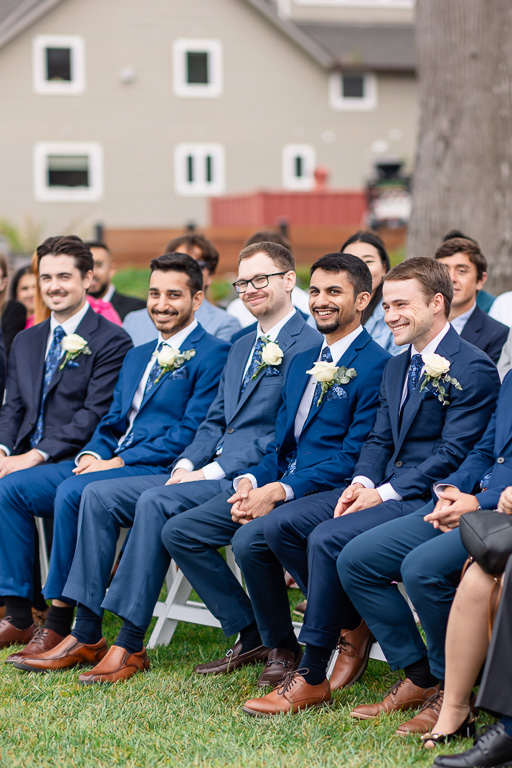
top-left (497, 457), bottom-right (505, 464)
top-left (395, 460), bottom-right (403, 468)
top-left (227, 427), bottom-right (234, 434)
top-left (29, 421), bottom-right (34, 426)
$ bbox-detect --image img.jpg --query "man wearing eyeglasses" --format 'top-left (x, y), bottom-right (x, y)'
top-left (25, 242), bottom-right (320, 681)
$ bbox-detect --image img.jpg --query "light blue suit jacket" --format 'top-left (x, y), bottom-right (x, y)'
top-left (123, 300), bottom-right (241, 345)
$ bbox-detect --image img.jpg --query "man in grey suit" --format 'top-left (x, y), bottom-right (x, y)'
top-left (123, 233), bottom-right (241, 344)
top-left (26, 241), bottom-right (320, 681)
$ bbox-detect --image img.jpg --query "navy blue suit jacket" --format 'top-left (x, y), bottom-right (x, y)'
top-left (353, 325), bottom-right (501, 500)
top-left (81, 324), bottom-right (230, 468)
top-left (246, 328), bottom-right (390, 498)
top-left (179, 310), bottom-right (321, 479)
top-left (443, 370), bottom-right (512, 509)
top-left (0, 306), bottom-right (132, 460)
top-left (460, 305), bottom-right (508, 364)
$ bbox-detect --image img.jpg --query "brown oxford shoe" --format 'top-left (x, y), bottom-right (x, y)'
top-left (243, 670), bottom-right (332, 717)
top-left (396, 688), bottom-right (445, 735)
top-left (194, 640), bottom-right (269, 675)
top-left (257, 647), bottom-right (303, 688)
top-left (78, 645), bottom-right (150, 684)
top-left (5, 628), bottom-right (65, 664)
top-left (350, 677), bottom-right (439, 720)
top-left (0, 618), bottom-right (37, 649)
top-left (329, 620), bottom-right (374, 691)
top-left (13, 634), bottom-right (108, 673)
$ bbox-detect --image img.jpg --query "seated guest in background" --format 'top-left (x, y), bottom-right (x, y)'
top-left (0, 235), bottom-right (132, 648)
top-left (227, 230), bottom-right (311, 329)
top-left (340, 230), bottom-right (401, 355)
top-left (251, 257), bottom-right (500, 717)
top-left (10, 264), bottom-right (35, 327)
top-left (23, 241), bottom-right (320, 681)
top-left (158, 253), bottom-right (389, 690)
top-left (6, 252), bottom-right (229, 663)
top-left (441, 230), bottom-right (496, 313)
top-left (0, 254), bottom-right (27, 355)
top-left (434, 237), bottom-right (508, 363)
top-left (86, 241), bottom-right (145, 320)
top-left (123, 234), bottom-right (241, 345)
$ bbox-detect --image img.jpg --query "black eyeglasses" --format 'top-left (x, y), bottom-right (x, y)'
top-left (232, 272), bottom-right (288, 294)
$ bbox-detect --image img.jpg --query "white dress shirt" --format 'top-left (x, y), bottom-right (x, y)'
top-left (450, 303), bottom-right (476, 335)
top-left (173, 309), bottom-right (297, 481)
top-left (353, 322), bottom-right (451, 503)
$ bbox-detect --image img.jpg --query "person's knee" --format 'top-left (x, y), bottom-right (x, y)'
top-left (263, 509), bottom-right (291, 553)
top-left (401, 547), bottom-right (433, 596)
top-left (336, 538), bottom-right (363, 588)
top-left (160, 515), bottom-right (183, 551)
top-left (458, 562), bottom-right (494, 603)
top-left (231, 524), bottom-right (260, 567)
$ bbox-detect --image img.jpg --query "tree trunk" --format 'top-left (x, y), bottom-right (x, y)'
top-left (407, 0), bottom-right (512, 293)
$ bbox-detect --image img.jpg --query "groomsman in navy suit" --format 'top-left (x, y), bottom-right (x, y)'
top-left (246, 257), bottom-right (500, 716)
top-left (23, 241), bottom-right (320, 679)
top-left (338, 370), bottom-right (512, 735)
top-left (0, 251), bottom-right (229, 656)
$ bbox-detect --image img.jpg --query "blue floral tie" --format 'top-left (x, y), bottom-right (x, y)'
top-left (240, 336), bottom-right (266, 395)
top-left (30, 325), bottom-right (66, 447)
top-left (402, 353), bottom-right (423, 410)
top-left (311, 346), bottom-right (333, 409)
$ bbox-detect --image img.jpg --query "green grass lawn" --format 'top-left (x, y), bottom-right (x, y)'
top-left (0, 600), bottom-right (479, 768)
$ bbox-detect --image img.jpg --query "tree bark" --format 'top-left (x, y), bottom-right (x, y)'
top-left (407, 0), bottom-right (512, 292)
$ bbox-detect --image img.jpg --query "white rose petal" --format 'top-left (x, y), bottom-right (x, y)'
top-left (307, 361), bottom-right (338, 383)
top-left (61, 334), bottom-right (88, 354)
top-left (422, 353), bottom-right (450, 378)
top-left (158, 345), bottom-right (179, 367)
top-left (261, 342), bottom-right (283, 367)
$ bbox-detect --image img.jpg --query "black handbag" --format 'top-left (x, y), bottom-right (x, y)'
top-left (459, 509), bottom-right (512, 575)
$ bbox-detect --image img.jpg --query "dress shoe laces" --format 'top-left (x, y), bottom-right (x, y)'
top-left (385, 674), bottom-right (405, 698)
top-left (418, 689), bottom-right (443, 715)
top-left (277, 668), bottom-right (309, 695)
top-left (28, 628), bottom-right (48, 648)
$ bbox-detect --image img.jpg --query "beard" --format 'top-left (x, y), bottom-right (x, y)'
top-left (88, 280), bottom-right (110, 299)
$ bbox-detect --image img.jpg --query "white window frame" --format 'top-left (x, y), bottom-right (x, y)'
top-left (174, 143), bottom-right (225, 196)
top-left (282, 144), bottom-right (316, 190)
top-left (329, 71), bottom-right (377, 111)
top-left (172, 39), bottom-right (223, 98)
top-left (32, 34), bottom-right (85, 95)
top-left (33, 142), bottom-right (104, 202)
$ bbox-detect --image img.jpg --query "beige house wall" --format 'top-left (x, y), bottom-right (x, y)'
top-left (0, 0), bottom-right (417, 239)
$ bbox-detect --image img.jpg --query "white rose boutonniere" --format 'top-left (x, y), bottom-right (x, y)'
top-left (307, 361), bottom-right (357, 406)
top-left (251, 338), bottom-right (284, 380)
top-left (59, 333), bottom-right (91, 370)
top-left (420, 353), bottom-right (462, 406)
top-left (155, 345), bottom-right (195, 384)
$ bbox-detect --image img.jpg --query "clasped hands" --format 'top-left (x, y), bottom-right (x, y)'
top-left (333, 483), bottom-right (382, 517)
top-left (228, 479), bottom-right (286, 525)
top-left (0, 448), bottom-right (45, 478)
top-left (423, 486), bottom-right (479, 532)
top-left (73, 454), bottom-right (124, 475)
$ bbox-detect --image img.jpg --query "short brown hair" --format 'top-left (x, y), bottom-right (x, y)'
top-left (383, 256), bottom-right (453, 318)
top-left (36, 235), bottom-right (93, 278)
top-left (434, 237), bottom-right (487, 281)
top-left (244, 230), bottom-right (292, 252)
top-left (238, 241), bottom-right (295, 272)
top-left (166, 234), bottom-right (219, 275)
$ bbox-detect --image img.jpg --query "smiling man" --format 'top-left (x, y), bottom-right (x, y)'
top-left (86, 241), bottom-right (145, 320)
top-left (434, 237), bottom-right (507, 363)
top-left (253, 256), bottom-right (500, 716)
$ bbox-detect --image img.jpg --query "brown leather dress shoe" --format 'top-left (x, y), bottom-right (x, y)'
top-left (78, 645), bottom-right (150, 684)
top-left (12, 634), bottom-right (108, 672)
top-left (243, 671), bottom-right (332, 716)
top-left (329, 620), bottom-right (374, 691)
top-left (396, 688), bottom-right (444, 735)
top-left (350, 678), bottom-right (439, 719)
top-left (194, 640), bottom-right (269, 675)
top-left (0, 618), bottom-right (37, 649)
top-left (257, 647), bottom-right (303, 688)
top-left (293, 600), bottom-right (307, 617)
top-left (5, 628), bottom-right (65, 664)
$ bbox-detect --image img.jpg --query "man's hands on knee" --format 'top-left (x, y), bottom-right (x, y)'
top-left (333, 483), bottom-right (382, 517)
top-left (0, 449), bottom-right (44, 478)
top-left (73, 455), bottom-right (124, 475)
top-left (228, 480), bottom-right (285, 525)
top-left (166, 468), bottom-right (205, 485)
top-left (424, 486), bottom-right (479, 531)
top-left (497, 486), bottom-right (512, 514)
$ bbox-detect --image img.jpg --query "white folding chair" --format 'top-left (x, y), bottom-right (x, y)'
top-left (35, 517), bottom-right (50, 585)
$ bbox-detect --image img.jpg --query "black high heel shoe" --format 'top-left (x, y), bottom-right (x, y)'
top-left (422, 713), bottom-right (476, 749)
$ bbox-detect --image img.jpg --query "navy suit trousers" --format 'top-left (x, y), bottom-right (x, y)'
top-left (263, 488), bottom-right (425, 648)
top-left (338, 502), bottom-right (468, 679)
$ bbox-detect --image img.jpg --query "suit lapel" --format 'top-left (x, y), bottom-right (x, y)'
top-left (386, 346), bottom-right (410, 446)
top-left (29, 318), bottom-right (52, 411)
top-left (125, 343), bottom-right (156, 411)
top-left (45, 306), bottom-right (99, 397)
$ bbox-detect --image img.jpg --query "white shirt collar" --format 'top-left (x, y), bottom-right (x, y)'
top-left (159, 319), bottom-right (198, 352)
top-left (450, 303), bottom-right (476, 335)
top-left (102, 284), bottom-right (116, 303)
top-left (323, 325), bottom-right (364, 363)
top-left (256, 308), bottom-right (296, 343)
top-left (50, 300), bottom-right (90, 337)
top-left (411, 322), bottom-right (451, 358)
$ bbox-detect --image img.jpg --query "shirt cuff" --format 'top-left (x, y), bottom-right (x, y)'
top-left (376, 482), bottom-right (402, 502)
top-left (75, 451), bottom-right (101, 466)
top-left (233, 473), bottom-right (257, 491)
top-left (202, 461), bottom-right (226, 481)
top-left (0, 444), bottom-right (11, 457)
top-left (172, 458), bottom-right (194, 474)
top-left (35, 449), bottom-right (49, 462)
top-left (432, 482), bottom-right (458, 499)
top-left (279, 482), bottom-right (295, 501)
top-left (352, 475), bottom-right (375, 489)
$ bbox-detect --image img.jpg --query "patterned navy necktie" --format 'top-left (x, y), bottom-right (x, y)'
top-left (30, 325), bottom-right (66, 447)
top-left (402, 353), bottom-right (423, 410)
top-left (240, 336), bottom-right (266, 395)
top-left (310, 346), bottom-right (333, 409)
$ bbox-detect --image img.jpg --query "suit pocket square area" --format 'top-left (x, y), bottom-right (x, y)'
top-left (264, 366), bottom-right (282, 379)
top-left (325, 385), bottom-right (348, 402)
top-left (65, 360), bottom-right (80, 369)
top-left (169, 368), bottom-right (189, 380)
